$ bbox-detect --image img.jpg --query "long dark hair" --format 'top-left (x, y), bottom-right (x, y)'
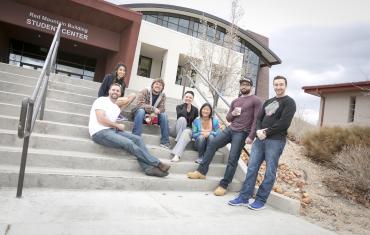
top-left (199, 103), bottom-right (213, 119)
top-left (111, 62), bottom-right (127, 96)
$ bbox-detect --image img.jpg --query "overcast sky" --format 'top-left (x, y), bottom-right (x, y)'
top-left (108, 0), bottom-right (370, 123)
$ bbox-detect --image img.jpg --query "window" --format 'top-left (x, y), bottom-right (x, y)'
top-left (137, 55), bottom-right (152, 78)
top-left (348, 96), bottom-right (356, 122)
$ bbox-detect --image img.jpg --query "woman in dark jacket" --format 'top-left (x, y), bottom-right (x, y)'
top-left (98, 63), bottom-right (127, 97)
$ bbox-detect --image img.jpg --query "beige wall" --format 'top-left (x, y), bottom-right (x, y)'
top-left (322, 91), bottom-right (370, 126)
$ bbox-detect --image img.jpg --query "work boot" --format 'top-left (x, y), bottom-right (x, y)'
top-left (145, 167), bottom-right (168, 177)
top-left (187, 170), bottom-right (206, 179)
top-left (158, 162), bottom-right (171, 172)
top-left (214, 186), bottom-right (227, 196)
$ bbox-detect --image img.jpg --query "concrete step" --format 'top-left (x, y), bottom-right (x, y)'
top-left (0, 146), bottom-right (226, 176)
top-left (0, 129), bottom-right (225, 163)
top-left (0, 88), bottom-right (179, 118)
top-left (0, 164), bottom-right (241, 191)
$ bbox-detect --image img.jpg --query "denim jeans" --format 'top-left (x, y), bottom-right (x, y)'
top-left (197, 127), bottom-right (248, 188)
top-left (239, 138), bottom-right (286, 204)
top-left (92, 128), bottom-right (160, 171)
top-left (132, 108), bottom-right (170, 145)
top-left (194, 134), bottom-right (215, 159)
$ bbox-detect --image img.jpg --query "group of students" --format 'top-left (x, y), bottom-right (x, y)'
top-left (89, 62), bottom-right (296, 211)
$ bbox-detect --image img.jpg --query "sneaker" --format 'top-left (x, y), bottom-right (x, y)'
top-left (187, 171), bottom-right (206, 179)
top-left (171, 155), bottom-right (180, 162)
top-left (248, 200), bottom-right (265, 211)
top-left (160, 143), bottom-right (171, 149)
top-left (214, 186), bottom-right (227, 196)
top-left (228, 195), bottom-right (249, 207)
top-left (195, 158), bottom-right (202, 164)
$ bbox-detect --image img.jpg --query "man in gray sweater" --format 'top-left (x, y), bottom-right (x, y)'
top-left (187, 77), bottom-right (262, 196)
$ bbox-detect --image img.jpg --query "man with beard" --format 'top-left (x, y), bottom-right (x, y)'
top-left (228, 76), bottom-right (296, 210)
top-left (187, 77), bottom-right (262, 196)
top-left (89, 83), bottom-right (170, 177)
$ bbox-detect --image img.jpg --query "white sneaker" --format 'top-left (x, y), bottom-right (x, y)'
top-left (171, 155), bottom-right (180, 162)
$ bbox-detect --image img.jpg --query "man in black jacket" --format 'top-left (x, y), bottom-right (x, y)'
top-left (228, 75), bottom-right (296, 210)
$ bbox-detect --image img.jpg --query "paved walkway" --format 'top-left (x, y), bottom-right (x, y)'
top-left (0, 188), bottom-right (336, 235)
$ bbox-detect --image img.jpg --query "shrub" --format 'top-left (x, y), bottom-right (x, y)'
top-left (302, 126), bottom-right (370, 162)
top-left (288, 116), bottom-right (317, 144)
top-left (323, 145), bottom-right (370, 207)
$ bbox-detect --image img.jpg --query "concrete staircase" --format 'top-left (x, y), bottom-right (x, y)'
top-left (0, 63), bottom-right (241, 192)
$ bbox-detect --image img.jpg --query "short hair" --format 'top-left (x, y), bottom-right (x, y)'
top-left (199, 103), bottom-right (213, 118)
top-left (184, 90), bottom-right (194, 97)
top-left (110, 83), bottom-right (122, 90)
top-left (273, 75), bottom-right (287, 85)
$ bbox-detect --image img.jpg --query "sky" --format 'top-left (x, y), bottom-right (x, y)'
top-left (108, 0), bottom-right (370, 123)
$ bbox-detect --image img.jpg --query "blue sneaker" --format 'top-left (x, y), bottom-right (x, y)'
top-left (228, 195), bottom-right (249, 207)
top-left (248, 200), bottom-right (265, 211)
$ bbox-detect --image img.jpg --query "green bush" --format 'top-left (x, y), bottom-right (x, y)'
top-left (302, 126), bottom-right (370, 162)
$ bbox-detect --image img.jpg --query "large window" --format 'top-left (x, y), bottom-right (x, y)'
top-left (137, 55), bottom-right (152, 78)
top-left (142, 12), bottom-right (260, 81)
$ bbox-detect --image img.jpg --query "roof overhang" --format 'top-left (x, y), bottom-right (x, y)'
top-left (122, 3), bottom-right (281, 67)
top-left (302, 81), bottom-right (370, 97)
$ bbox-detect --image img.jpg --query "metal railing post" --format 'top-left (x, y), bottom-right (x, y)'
top-left (16, 100), bottom-right (34, 198)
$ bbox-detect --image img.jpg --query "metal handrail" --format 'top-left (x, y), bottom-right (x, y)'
top-left (16, 24), bottom-right (62, 198)
top-left (181, 62), bottom-right (250, 157)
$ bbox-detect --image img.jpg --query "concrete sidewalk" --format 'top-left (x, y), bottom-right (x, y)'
top-left (0, 188), bottom-right (336, 235)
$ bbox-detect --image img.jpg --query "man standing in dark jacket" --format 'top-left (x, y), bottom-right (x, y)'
top-left (228, 75), bottom-right (296, 210)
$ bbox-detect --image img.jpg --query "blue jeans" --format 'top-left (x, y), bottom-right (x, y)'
top-left (239, 138), bottom-right (286, 204)
top-left (92, 128), bottom-right (160, 172)
top-left (132, 108), bottom-right (170, 145)
top-left (194, 135), bottom-right (215, 159)
top-left (197, 127), bottom-right (248, 188)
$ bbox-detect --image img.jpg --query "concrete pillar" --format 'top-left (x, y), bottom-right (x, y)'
top-left (161, 49), bottom-right (179, 92)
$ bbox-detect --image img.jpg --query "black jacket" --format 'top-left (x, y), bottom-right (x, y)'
top-left (176, 103), bottom-right (199, 128)
top-left (98, 74), bottom-right (126, 97)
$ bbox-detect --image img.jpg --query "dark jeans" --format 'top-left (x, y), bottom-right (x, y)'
top-left (239, 138), bottom-right (286, 204)
top-left (194, 135), bottom-right (215, 159)
top-left (197, 127), bottom-right (248, 188)
top-left (92, 128), bottom-right (160, 171)
top-left (132, 108), bottom-right (170, 145)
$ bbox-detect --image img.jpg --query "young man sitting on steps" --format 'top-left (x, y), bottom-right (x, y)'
top-left (89, 83), bottom-right (170, 177)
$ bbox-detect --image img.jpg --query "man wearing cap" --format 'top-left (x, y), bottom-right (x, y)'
top-left (132, 78), bottom-right (171, 149)
top-left (228, 75), bottom-right (296, 210)
top-left (187, 77), bottom-right (262, 196)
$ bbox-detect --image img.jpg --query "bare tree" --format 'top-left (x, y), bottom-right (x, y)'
top-left (186, 0), bottom-right (245, 109)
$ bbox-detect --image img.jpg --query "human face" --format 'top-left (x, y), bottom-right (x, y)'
top-left (201, 106), bottom-right (211, 119)
top-left (152, 82), bottom-right (163, 94)
top-left (239, 82), bottom-right (251, 95)
top-left (116, 66), bottom-right (126, 79)
top-left (183, 93), bottom-right (194, 105)
top-left (273, 78), bottom-right (287, 97)
top-left (108, 85), bottom-right (122, 101)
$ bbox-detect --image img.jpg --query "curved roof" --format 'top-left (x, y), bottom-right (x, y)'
top-left (122, 3), bottom-right (281, 67)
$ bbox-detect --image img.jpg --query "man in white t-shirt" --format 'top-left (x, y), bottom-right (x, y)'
top-left (89, 83), bottom-right (170, 177)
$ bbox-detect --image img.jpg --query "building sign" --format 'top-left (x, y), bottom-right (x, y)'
top-left (26, 11), bottom-right (89, 40)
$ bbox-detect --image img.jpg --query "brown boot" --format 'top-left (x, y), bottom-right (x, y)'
top-left (187, 171), bottom-right (206, 179)
top-left (214, 186), bottom-right (227, 196)
top-left (158, 162), bottom-right (171, 172)
top-left (145, 167), bottom-right (168, 177)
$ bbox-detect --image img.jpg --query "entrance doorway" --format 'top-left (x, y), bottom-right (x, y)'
top-left (8, 39), bottom-right (96, 80)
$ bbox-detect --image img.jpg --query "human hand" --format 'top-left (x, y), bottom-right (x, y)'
top-left (245, 137), bottom-right (253, 144)
top-left (202, 131), bottom-right (210, 138)
top-left (154, 108), bottom-right (161, 114)
top-left (232, 107), bottom-right (241, 116)
top-left (256, 129), bottom-right (266, 140)
top-left (115, 123), bottom-right (125, 131)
